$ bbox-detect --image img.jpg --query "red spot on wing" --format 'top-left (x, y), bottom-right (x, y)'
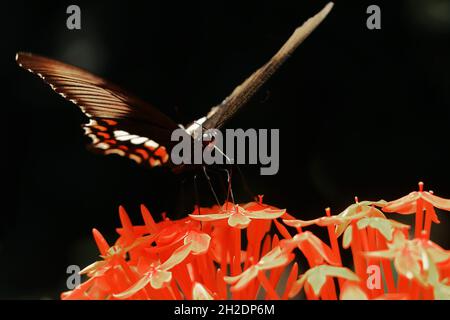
top-left (103, 119), bottom-right (118, 126)
top-left (149, 158), bottom-right (160, 167)
top-left (97, 132), bottom-right (110, 139)
top-left (154, 147), bottom-right (167, 158)
top-left (93, 125), bottom-right (108, 131)
top-left (135, 149), bottom-right (149, 159)
top-left (154, 146), bottom-right (169, 164)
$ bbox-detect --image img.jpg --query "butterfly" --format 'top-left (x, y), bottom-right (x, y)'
top-left (16, 3), bottom-right (333, 173)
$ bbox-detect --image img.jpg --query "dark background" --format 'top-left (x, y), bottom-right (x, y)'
top-left (2, 0), bottom-right (450, 299)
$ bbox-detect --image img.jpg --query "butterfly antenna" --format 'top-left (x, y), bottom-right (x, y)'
top-left (229, 168), bottom-right (236, 204)
top-left (206, 167), bottom-right (228, 202)
top-left (202, 165), bottom-right (221, 206)
top-left (222, 168), bottom-right (235, 207)
top-left (213, 144), bottom-right (233, 165)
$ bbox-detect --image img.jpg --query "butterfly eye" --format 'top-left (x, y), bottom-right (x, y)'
top-left (202, 132), bottom-right (212, 140)
top-left (201, 132), bottom-right (216, 147)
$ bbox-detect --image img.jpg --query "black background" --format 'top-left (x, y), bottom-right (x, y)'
top-left (3, 0), bottom-right (450, 299)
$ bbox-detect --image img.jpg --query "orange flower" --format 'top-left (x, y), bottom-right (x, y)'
top-left (114, 242), bottom-right (193, 298)
top-left (341, 217), bottom-right (409, 249)
top-left (365, 231), bottom-right (450, 287)
top-left (339, 282), bottom-right (410, 300)
top-left (289, 265), bottom-right (359, 298)
top-left (62, 184), bottom-right (450, 300)
top-left (224, 246), bottom-right (292, 291)
top-left (280, 231), bottom-right (338, 266)
top-left (383, 182), bottom-right (450, 238)
top-left (283, 199), bottom-right (387, 237)
top-left (189, 202), bottom-right (286, 229)
top-left (383, 182), bottom-right (450, 213)
top-left (192, 282), bottom-right (214, 300)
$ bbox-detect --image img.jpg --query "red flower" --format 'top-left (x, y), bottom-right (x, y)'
top-left (189, 202), bottom-right (286, 229)
top-left (383, 182), bottom-right (450, 238)
top-left (62, 184), bottom-right (450, 300)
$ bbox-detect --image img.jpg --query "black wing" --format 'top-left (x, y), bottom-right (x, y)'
top-left (200, 2), bottom-right (333, 131)
top-left (16, 52), bottom-right (178, 168)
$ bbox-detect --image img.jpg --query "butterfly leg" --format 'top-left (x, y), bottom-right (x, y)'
top-left (193, 173), bottom-right (201, 215)
top-left (221, 167), bottom-right (235, 205)
top-left (202, 165), bottom-right (221, 206)
top-left (203, 167), bottom-right (228, 203)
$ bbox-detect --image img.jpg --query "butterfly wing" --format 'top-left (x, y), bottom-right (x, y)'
top-left (16, 52), bottom-right (178, 168)
top-left (201, 2), bottom-right (334, 131)
top-left (17, 2), bottom-right (333, 168)
top-left (82, 118), bottom-right (170, 168)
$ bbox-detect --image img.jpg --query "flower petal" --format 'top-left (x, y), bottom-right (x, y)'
top-left (283, 216), bottom-right (343, 228)
top-left (188, 213), bottom-right (231, 222)
top-left (159, 242), bottom-right (192, 270)
top-left (192, 282), bottom-right (214, 300)
top-left (389, 219), bottom-right (410, 230)
top-left (434, 281), bottom-right (450, 300)
top-left (322, 265), bottom-right (360, 282)
top-left (113, 274), bottom-right (152, 299)
top-left (305, 235), bottom-right (337, 265)
top-left (79, 261), bottom-right (106, 275)
top-left (92, 228), bottom-right (110, 256)
top-left (340, 283), bottom-right (368, 300)
top-left (316, 216), bottom-right (344, 227)
top-left (299, 265), bottom-right (360, 297)
top-left (246, 208), bottom-right (286, 220)
top-left (258, 247), bottom-right (290, 270)
top-left (382, 192), bottom-right (420, 214)
top-left (359, 200), bottom-right (388, 207)
top-left (184, 231), bottom-right (211, 255)
top-left (422, 192), bottom-right (450, 211)
top-left (224, 267), bottom-right (259, 291)
top-left (394, 253), bottom-right (421, 280)
top-left (342, 225), bottom-right (353, 249)
top-left (335, 205), bottom-right (372, 237)
top-left (426, 245), bottom-right (450, 264)
top-left (307, 271), bottom-right (327, 296)
top-left (357, 217), bottom-right (393, 241)
top-left (365, 249), bottom-right (396, 259)
top-left (150, 269), bottom-right (173, 289)
top-left (228, 212), bottom-right (252, 229)
top-left (288, 274), bottom-right (308, 298)
top-left (140, 204), bottom-right (159, 234)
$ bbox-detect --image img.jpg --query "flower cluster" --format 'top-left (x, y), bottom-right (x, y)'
top-left (62, 183), bottom-right (450, 300)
